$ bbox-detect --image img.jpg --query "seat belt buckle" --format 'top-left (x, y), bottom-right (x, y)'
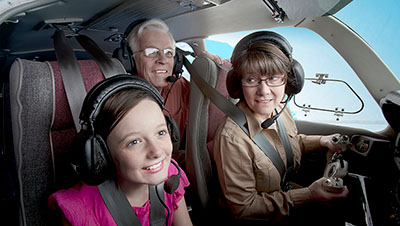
top-left (280, 166), bottom-right (295, 191)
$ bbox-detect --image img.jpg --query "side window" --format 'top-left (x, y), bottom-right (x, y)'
top-left (206, 27), bottom-right (388, 132)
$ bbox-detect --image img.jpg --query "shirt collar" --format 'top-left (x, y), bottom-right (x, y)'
top-left (237, 101), bottom-right (282, 138)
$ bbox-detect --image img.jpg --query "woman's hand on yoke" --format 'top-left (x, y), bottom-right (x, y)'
top-left (309, 178), bottom-right (349, 202)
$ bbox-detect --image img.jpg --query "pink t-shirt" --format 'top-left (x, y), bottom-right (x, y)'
top-left (48, 160), bottom-right (189, 226)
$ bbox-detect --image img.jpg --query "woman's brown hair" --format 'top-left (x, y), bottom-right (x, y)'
top-left (227, 42), bottom-right (291, 100)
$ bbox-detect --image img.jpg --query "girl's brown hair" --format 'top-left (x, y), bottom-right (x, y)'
top-left (94, 88), bottom-right (157, 139)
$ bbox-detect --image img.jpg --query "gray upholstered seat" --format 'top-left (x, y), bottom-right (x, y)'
top-left (185, 56), bottom-right (233, 223)
top-left (8, 58), bottom-right (125, 226)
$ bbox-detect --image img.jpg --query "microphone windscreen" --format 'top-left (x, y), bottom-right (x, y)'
top-left (166, 76), bottom-right (177, 82)
top-left (164, 175), bottom-right (180, 194)
top-left (261, 118), bottom-right (274, 129)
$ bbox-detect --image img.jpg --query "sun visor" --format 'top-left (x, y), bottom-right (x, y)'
top-left (380, 90), bottom-right (400, 132)
top-left (276, 0), bottom-right (352, 20)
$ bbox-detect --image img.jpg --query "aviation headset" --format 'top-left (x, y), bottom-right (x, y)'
top-left (72, 74), bottom-right (180, 186)
top-left (226, 31), bottom-right (305, 100)
top-left (118, 19), bottom-right (184, 81)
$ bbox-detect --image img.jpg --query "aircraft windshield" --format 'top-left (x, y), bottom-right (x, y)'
top-left (334, 0), bottom-right (400, 79)
top-left (205, 0), bottom-right (398, 132)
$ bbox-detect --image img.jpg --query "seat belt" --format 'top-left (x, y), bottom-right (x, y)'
top-left (184, 56), bottom-right (292, 179)
top-left (277, 117), bottom-right (294, 168)
top-left (276, 116), bottom-right (295, 190)
top-left (98, 180), bottom-right (141, 226)
top-left (53, 30), bottom-right (87, 131)
top-left (98, 180), bottom-right (166, 226)
top-left (150, 183), bottom-right (165, 226)
top-left (75, 35), bottom-right (126, 78)
top-left (53, 31), bottom-right (127, 131)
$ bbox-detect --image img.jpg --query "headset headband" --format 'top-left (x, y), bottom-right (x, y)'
top-left (79, 74), bottom-right (164, 126)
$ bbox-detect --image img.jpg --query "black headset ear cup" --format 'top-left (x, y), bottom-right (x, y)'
top-left (226, 69), bottom-right (243, 99)
top-left (172, 48), bottom-right (184, 78)
top-left (123, 40), bottom-right (137, 75)
top-left (286, 59), bottom-right (305, 95)
top-left (72, 130), bottom-right (114, 185)
top-left (164, 114), bottom-right (180, 152)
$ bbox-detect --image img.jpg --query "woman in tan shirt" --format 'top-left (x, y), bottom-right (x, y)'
top-left (213, 31), bottom-right (349, 224)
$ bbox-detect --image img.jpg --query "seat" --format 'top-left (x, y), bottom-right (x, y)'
top-left (185, 56), bottom-right (233, 224)
top-left (7, 57), bottom-right (125, 226)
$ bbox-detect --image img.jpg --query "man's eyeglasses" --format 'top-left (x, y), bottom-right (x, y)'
top-left (133, 47), bottom-right (175, 58)
top-left (241, 75), bottom-right (286, 87)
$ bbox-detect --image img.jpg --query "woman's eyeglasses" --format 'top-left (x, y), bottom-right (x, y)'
top-left (241, 75), bottom-right (286, 87)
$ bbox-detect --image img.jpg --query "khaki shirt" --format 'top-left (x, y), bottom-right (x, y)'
top-left (213, 101), bottom-right (323, 221)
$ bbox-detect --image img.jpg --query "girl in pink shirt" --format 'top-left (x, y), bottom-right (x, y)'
top-left (48, 75), bottom-right (192, 226)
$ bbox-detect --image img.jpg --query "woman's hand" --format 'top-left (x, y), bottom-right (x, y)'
top-left (309, 178), bottom-right (349, 202)
top-left (320, 134), bottom-right (345, 153)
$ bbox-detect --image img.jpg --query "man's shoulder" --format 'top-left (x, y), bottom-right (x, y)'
top-left (169, 77), bottom-right (190, 99)
top-left (176, 76), bottom-right (190, 87)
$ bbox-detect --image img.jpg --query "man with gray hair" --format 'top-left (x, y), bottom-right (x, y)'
top-left (126, 18), bottom-right (223, 147)
top-left (127, 18), bottom-right (189, 144)
top-left (128, 19), bottom-right (179, 92)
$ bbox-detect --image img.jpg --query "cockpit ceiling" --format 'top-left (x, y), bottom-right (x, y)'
top-left (0, 0), bottom-right (352, 55)
top-left (4, 0), bottom-right (228, 32)
top-left (2, 0), bottom-right (351, 33)
top-left (84, 0), bottom-right (210, 32)
top-left (0, 0), bottom-right (230, 54)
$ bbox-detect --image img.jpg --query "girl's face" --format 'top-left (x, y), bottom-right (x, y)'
top-left (106, 99), bottom-right (172, 187)
top-left (242, 74), bottom-right (286, 120)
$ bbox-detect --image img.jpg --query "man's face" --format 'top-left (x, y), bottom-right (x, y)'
top-left (132, 28), bottom-right (175, 92)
